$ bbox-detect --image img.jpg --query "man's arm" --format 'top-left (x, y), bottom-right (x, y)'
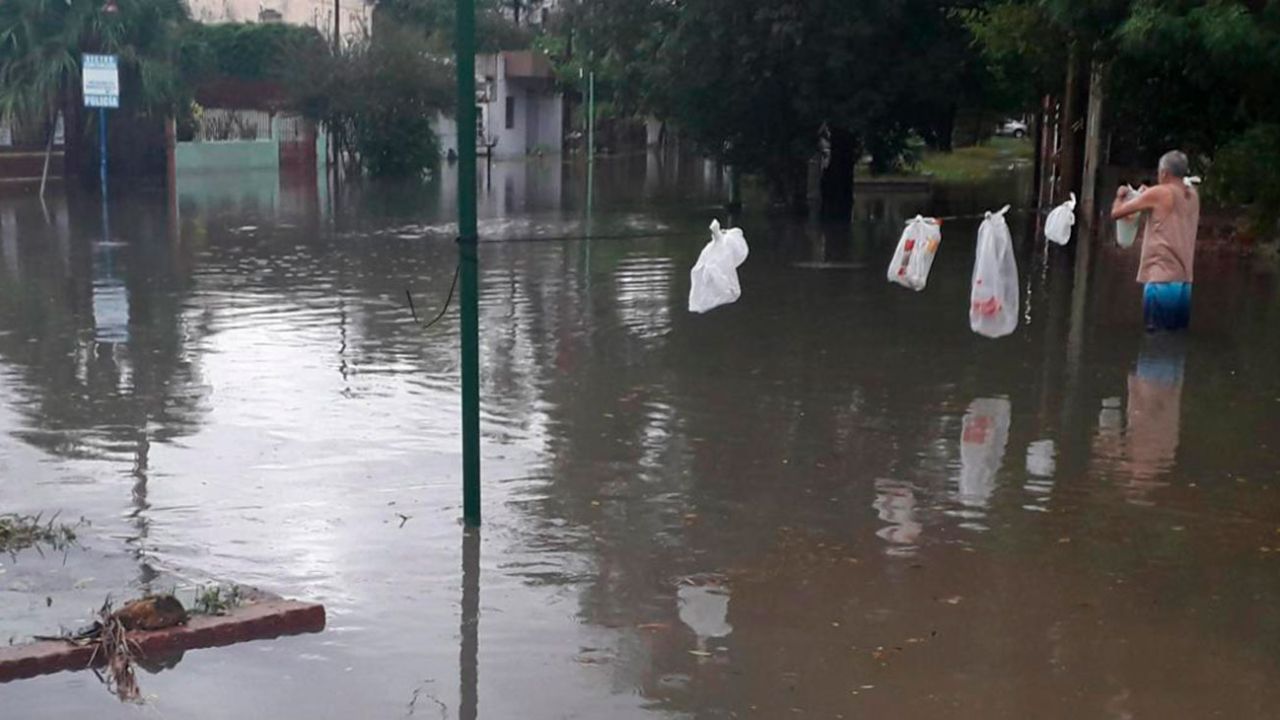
top-left (1112, 185), bottom-right (1165, 220)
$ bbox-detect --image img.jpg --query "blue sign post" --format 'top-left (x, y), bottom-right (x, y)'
top-left (83, 54), bottom-right (119, 202)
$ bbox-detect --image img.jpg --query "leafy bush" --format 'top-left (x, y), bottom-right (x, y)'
top-left (1207, 124), bottom-right (1280, 239)
top-left (179, 22), bottom-right (326, 83)
top-left (287, 27), bottom-right (453, 178)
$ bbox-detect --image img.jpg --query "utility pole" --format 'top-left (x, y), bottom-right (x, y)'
top-left (456, 0), bottom-right (482, 526)
top-left (1080, 60), bottom-right (1107, 234)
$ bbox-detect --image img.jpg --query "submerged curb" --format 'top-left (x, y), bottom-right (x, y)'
top-left (0, 600), bottom-right (326, 683)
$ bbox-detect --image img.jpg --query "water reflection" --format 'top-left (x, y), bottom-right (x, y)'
top-left (460, 527), bottom-right (479, 720)
top-left (1092, 336), bottom-right (1187, 504)
top-left (874, 478), bottom-right (923, 555)
top-left (3, 154), bottom-right (1280, 719)
top-left (677, 581), bottom-right (732, 654)
top-left (1023, 439), bottom-right (1056, 512)
top-left (954, 397), bottom-right (1012, 527)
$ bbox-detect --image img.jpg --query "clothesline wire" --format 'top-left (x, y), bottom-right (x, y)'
top-left (403, 205), bottom-right (1039, 328)
top-left (444, 206), bottom-right (1037, 246)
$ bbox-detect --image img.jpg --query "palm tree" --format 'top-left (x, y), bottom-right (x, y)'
top-left (0, 0), bottom-right (189, 188)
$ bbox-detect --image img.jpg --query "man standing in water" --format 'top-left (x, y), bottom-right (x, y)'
top-left (1111, 150), bottom-right (1201, 331)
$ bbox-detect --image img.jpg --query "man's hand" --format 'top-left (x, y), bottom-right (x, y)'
top-left (1112, 183), bottom-right (1165, 221)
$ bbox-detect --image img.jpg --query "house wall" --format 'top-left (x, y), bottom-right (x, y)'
top-left (432, 53), bottom-right (564, 160)
top-left (176, 140), bottom-right (280, 172)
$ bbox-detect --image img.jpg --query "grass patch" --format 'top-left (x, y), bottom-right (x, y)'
top-left (0, 513), bottom-right (83, 556)
top-left (916, 137), bottom-right (1033, 182)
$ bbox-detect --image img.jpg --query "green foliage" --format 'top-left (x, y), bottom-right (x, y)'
top-left (0, 0), bottom-right (190, 124)
top-left (178, 22), bottom-right (326, 83)
top-left (641, 0), bottom-right (981, 183)
top-left (968, 0), bottom-right (1280, 227)
top-left (1109, 1), bottom-right (1280, 160)
top-left (287, 27), bottom-right (452, 178)
top-left (1207, 124), bottom-right (1280, 237)
top-left (192, 584), bottom-right (244, 616)
top-left (962, 2), bottom-right (1066, 109)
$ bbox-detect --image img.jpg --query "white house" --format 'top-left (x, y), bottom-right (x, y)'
top-left (438, 51), bottom-right (564, 160)
top-left (480, 51), bottom-right (563, 158)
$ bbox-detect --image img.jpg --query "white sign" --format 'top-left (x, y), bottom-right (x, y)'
top-left (83, 54), bottom-right (120, 109)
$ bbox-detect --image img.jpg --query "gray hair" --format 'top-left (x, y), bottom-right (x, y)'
top-left (1159, 150), bottom-right (1190, 178)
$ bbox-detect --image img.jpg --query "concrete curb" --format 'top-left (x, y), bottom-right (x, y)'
top-left (0, 600), bottom-right (325, 683)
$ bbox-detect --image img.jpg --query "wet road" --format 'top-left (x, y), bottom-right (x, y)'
top-left (2, 154), bottom-right (1280, 718)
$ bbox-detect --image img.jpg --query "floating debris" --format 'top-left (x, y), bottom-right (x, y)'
top-left (36, 596), bottom-right (189, 702)
top-left (0, 513), bottom-right (83, 556)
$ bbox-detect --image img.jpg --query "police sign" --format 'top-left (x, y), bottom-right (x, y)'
top-left (82, 54), bottom-right (120, 109)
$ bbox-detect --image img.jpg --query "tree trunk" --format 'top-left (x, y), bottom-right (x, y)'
top-left (786, 159), bottom-right (808, 215)
top-left (1037, 94), bottom-right (1056, 210)
top-left (1030, 104), bottom-right (1042, 209)
top-left (62, 77), bottom-right (83, 182)
top-left (937, 104), bottom-right (956, 152)
top-left (40, 108), bottom-right (55, 200)
top-left (819, 126), bottom-right (856, 222)
top-left (1080, 59), bottom-right (1107, 235)
top-left (766, 159), bottom-right (808, 215)
top-left (1058, 43), bottom-right (1086, 204)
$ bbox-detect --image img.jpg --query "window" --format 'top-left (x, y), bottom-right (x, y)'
top-left (505, 96), bottom-right (516, 130)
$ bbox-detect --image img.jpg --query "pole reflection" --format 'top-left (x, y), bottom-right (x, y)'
top-left (460, 526), bottom-right (480, 720)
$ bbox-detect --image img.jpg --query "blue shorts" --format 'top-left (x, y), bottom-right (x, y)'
top-left (1143, 282), bottom-right (1192, 332)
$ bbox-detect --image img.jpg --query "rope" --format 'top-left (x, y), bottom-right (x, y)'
top-left (401, 206), bottom-right (1037, 327)
top-left (476, 230), bottom-right (704, 244)
top-left (405, 262), bottom-right (461, 331)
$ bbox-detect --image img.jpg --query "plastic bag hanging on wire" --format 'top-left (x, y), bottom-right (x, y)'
top-left (689, 219), bottom-right (749, 313)
top-left (887, 215), bottom-right (943, 291)
top-left (969, 206), bottom-right (1019, 338)
top-left (1045, 193), bottom-right (1076, 246)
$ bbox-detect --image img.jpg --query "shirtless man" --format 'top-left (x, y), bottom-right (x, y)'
top-left (1111, 150), bottom-right (1201, 332)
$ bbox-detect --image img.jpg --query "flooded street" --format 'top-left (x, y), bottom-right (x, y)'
top-left (3, 155), bottom-right (1280, 718)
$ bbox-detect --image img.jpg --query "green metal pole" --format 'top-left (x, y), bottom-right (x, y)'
top-left (456, 0), bottom-right (481, 526)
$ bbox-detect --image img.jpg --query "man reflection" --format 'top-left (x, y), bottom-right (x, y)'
top-left (1094, 337), bottom-right (1186, 503)
top-left (873, 478), bottom-right (923, 554)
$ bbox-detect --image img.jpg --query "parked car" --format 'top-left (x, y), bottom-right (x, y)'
top-left (996, 119), bottom-right (1028, 138)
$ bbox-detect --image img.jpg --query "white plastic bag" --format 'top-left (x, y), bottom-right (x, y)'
top-left (688, 219), bottom-right (749, 313)
top-left (1045, 192), bottom-right (1076, 246)
top-left (1115, 185), bottom-right (1141, 248)
top-left (887, 215), bottom-right (942, 291)
top-left (969, 205), bottom-right (1019, 338)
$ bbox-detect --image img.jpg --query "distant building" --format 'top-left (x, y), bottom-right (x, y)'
top-left (438, 51), bottom-right (564, 160)
top-left (479, 51), bottom-right (564, 158)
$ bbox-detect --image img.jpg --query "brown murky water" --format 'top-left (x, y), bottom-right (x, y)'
top-left (2, 154), bottom-right (1280, 718)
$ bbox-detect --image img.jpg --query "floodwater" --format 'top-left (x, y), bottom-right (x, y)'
top-left (2, 153), bottom-right (1280, 719)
